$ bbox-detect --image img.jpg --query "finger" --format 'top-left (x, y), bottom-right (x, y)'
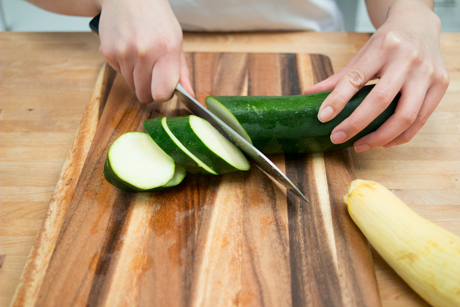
top-left (383, 80), bottom-right (448, 148)
top-left (133, 54), bottom-right (155, 103)
top-left (316, 57), bottom-right (384, 124)
top-left (304, 42), bottom-right (376, 95)
top-left (329, 65), bottom-right (408, 144)
top-left (151, 53), bottom-right (181, 102)
top-left (352, 80), bottom-right (428, 152)
top-left (119, 61), bottom-right (135, 91)
top-left (115, 44), bottom-right (136, 91)
top-left (99, 46), bottom-right (121, 73)
top-left (178, 51), bottom-right (195, 97)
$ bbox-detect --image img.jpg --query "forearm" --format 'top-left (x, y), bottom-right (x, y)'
top-left (26, 0), bottom-right (102, 17)
top-left (365, 0), bottom-right (434, 29)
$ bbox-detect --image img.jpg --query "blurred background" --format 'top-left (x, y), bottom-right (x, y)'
top-left (0, 0), bottom-right (459, 32)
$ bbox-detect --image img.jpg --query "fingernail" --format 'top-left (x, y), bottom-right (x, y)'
top-left (354, 144), bottom-right (370, 153)
top-left (318, 106), bottom-right (334, 122)
top-left (384, 141), bottom-right (397, 148)
top-left (331, 131), bottom-right (347, 144)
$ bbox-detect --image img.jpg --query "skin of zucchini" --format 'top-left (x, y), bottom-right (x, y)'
top-left (143, 117), bottom-right (217, 175)
top-left (104, 159), bottom-right (186, 192)
top-left (166, 115), bottom-right (250, 174)
top-left (104, 159), bottom-right (144, 192)
top-left (205, 84), bottom-right (399, 154)
top-left (344, 180), bottom-right (460, 307)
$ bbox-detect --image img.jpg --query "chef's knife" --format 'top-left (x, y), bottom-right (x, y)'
top-left (89, 14), bottom-right (309, 203)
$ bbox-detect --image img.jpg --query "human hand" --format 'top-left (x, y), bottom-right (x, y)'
top-left (305, 0), bottom-right (449, 152)
top-left (97, 0), bottom-right (194, 103)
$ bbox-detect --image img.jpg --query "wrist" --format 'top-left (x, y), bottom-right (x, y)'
top-left (386, 0), bottom-right (440, 29)
top-left (366, 0), bottom-right (436, 29)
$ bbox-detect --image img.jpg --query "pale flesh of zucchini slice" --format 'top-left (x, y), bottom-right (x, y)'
top-left (189, 115), bottom-right (250, 171)
top-left (206, 96), bottom-right (253, 144)
top-left (107, 132), bottom-right (175, 190)
top-left (162, 163), bottom-right (187, 188)
top-left (161, 117), bottom-right (218, 175)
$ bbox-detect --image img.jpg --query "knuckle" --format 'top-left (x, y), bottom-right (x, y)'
top-left (156, 36), bottom-right (181, 55)
top-left (99, 44), bottom-right (116, 61)
top-left (330, 91), bottom-right (348, 104)
top-left (373, 88), bottom-right (393, 106)
top-left (419, 62), bottom-right (435, 77)
top-left (382, 30), bottom-right (402, 49)
top-left (136, 89), bottom-right (153, 104)
top-left (437, 71), bottom-right (450, 88)
top-left (416, 112), bottom-right (430, 126)
top-left (398, 109), bottom-right (418, 126)
top-left (345, 69), bottom-right (366, 90)
top-left (349, 117), bottom-right (366, 133)
top-left (136, 43), bottom-right (149, 60)
top-left (408, 48), bottom-right (423, 65)
top-left (152, 90), bottom-right (173, 102)
top-left (398, 133), bottom-right (413, 144)
top-left (114, 42), bottom-right (132, 60)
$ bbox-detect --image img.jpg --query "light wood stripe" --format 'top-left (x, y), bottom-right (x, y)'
top-left (191, 174), bottom-right (245, 307)
top-left (10, 63), bottom-right (115, 307)
top-left (312, 152), bottom-right (339, 271)
top-left (102, 194), bottom-right (156, 307)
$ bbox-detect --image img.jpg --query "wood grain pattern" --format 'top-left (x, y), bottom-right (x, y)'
top-left (2, 32), bottom-right (460, 307)
top-left (10, 53), bottom-right (380, 307)
top-left (10, 63), bottom-right (116, 307)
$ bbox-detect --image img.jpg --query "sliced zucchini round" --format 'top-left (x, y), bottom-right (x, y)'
top-left (104, 132), bottom-right (175, 191)
top-left (167, 115), bottom-right (250, 174)
top-left (162, 163), bottom-right (187, 188)
top-left (143, 117), bottom-right (217, 175)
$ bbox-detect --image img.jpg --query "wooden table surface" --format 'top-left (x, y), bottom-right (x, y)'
top-left (0, 31), bottom-right (459, 307)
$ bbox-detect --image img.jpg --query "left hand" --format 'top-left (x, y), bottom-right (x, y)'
top-left (305, 0), bottom-right (449, 152)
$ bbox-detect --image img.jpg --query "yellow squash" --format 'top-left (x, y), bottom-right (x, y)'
top-left (344, 179), bottom-right (460, 307)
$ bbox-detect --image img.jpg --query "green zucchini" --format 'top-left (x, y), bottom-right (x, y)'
top-left (166, 115), bottom-right (250, 174)
top-left (206, 84), bottom-right (399, 154)
top-left (161, 163), bottom-right (187, 188)
top-left (104, 132), bottom-right (177, 192)
top-left (143, 117), bottom-right (217, 175)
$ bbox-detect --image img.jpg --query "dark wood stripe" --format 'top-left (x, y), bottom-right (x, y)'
top-left (97, 64), bottom-right (117, 121)
top-left (310, 54), bottom-right (334, 84)
top-left (281, 53), bottom-right (302, 96)
top-left (286, 154), bottom-right (343, 307)
top-left (0, 254), bottom-right (5, 269)
top-left (85, 191), bottom-right (133, 306)
top-left (324, 150), bottom-right (382, 307)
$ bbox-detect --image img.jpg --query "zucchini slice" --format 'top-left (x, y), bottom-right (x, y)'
top-left (166, 115), bottom-right (250, 174)
top-left (104, 132), bottom-right (176, 191)
top-left (162, 163), bottom-right (187, 188)
top-left (206, 96), bottom-right (252, 144)
top-left (205, 84), bottom-right (399, 154)
top-left (144, 117), bottom-right (218, 175)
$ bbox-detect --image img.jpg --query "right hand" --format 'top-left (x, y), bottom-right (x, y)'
top-left (97, 0), bottom-right (194, 103)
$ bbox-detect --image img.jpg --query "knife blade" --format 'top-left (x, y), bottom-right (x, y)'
top-left (175, 84), bottom-right (309, 202)
top-left (89, 14), bottom-right (309, 203)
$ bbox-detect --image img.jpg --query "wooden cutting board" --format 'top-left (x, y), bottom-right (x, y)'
top-left (12, 53), bottom-right (381, 307)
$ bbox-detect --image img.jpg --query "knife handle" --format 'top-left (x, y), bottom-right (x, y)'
top-left (89, 14), bottom-right (101, 35)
